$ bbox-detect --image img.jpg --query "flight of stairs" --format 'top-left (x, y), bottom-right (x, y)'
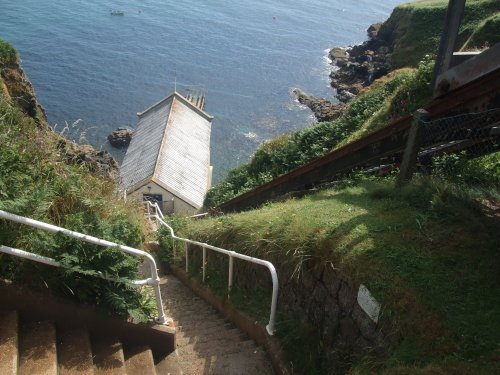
top-left (0, 310), bottom-right (170, 375)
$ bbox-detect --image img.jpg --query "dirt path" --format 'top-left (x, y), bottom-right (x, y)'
top-left (159, 275), bottom-right (274, 375)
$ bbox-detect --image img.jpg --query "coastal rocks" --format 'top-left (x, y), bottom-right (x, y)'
top-left (293, 88), bottom-right (345, 122)
top-left (57, 139), bottom-right (119, 180)
top-left (329, 47), bottom-right (349, 67)
top-left (108, 127), bottom-right (133, 148)
top-left (0, 58), bottom-right (48, 128)
top-left (329, 22), bottom-right (393, 103)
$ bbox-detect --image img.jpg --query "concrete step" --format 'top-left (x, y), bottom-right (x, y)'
top-left (57, 326), bottom-right (95, 375)
top-left (154, 350), bottom-right (183, 375)
top-left (92, 339), bottom-right (126, 375)
top-left (18, 319), bottom-right (57, 375)
top-left (0, 310), bottom-right (19, 375)
top-left (124, 346), bottom-right (156, 375)
top-left (0, 304), bottom-right (175, 375)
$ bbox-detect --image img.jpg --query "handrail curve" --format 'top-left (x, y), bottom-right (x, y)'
top-left (0, 209), bottom-right (169, 324)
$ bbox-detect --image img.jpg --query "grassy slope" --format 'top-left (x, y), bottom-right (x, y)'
top-left (178, 179), bottom-right (500, 373)
top-left (0, 41), bottom-right (155, 321)
top-left (386, 0), bottom-right (500, 67)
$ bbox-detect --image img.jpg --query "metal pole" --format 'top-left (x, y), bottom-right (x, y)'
top-left (185, 242), bottom-right (189, 273)
top-left (228, 256), bottom-right (234, 296)
top-left (432, 0), bottom-right (466, 92)
top-left (265, 262), bottom-right (279, 335)
top-left (202, 246), bottom-right (206, 282)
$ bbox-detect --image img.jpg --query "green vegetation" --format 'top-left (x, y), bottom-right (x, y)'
top-left (462, 12), bottom-right (500, 50)
top-left (163, 171), bottom-right (500, 373)
top-left (0, 39), bottom-right (17, 64)
top-left (205, 59), bottom-right (434, 207)
top-left (385, 0), bottom-right (499, 67)
top-left (0, 42), bottom-right (155, 321)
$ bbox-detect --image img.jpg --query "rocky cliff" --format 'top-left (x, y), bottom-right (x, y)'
top-left (0, 45), bottom-right (118, 180)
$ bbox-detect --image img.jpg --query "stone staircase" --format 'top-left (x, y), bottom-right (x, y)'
top-left (0, 310), bottom-right (176, 375)
top-left (0, 279), bottom-right (178, 375)
top-left (160, 276), bottom-right (274, 375)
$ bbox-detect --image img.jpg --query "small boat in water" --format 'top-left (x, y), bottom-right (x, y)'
top-left (110, 10), bottom-right (124, 16)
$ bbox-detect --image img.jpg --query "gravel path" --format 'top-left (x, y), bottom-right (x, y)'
top-left (159, 275), bottom-right (274, 375)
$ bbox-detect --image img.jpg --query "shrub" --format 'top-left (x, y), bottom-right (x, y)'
top-left (0, 39), bottom-right (17, 64)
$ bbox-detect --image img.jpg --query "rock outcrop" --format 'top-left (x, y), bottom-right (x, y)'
top-left (293, 88), bottom-right (345, 122)
top-left (294, 21), bottom-right (394, 121)
top-left (1, 53), bottom-right (119, 181)
top-left (329, 22), bottom-right (393, 103)
top-left (108, 127), bottom-right (133, 148)
top-left (57, 140), bottom-right (119, 181)
top-left (0, 58), bottom-right (48, 128)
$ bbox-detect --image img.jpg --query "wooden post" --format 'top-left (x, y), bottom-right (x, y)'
top-left (431, 0), bottom-right (466, 92)
top-left (397, 109), bottom-right (430, 186)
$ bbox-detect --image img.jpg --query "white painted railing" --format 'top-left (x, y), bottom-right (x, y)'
top-left (146, 201), bottom-right (278, 335)
top-left (0, 209), bottom-right (169, 325)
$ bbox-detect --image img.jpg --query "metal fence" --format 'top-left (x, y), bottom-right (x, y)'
top-left (398, 108), bottom-right (500, 186)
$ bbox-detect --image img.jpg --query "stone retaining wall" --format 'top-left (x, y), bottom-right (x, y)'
top-left (185, 244), bottom-right (389, 373)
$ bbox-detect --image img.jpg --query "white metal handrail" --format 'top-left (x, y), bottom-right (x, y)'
top-left (146, 201), bottom-right (278, 335)
top-left (0, 209), bottom-right (169, 324)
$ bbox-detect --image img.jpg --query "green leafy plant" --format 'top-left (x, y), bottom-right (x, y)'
top-left (0, 73), bottom-right (153, 321)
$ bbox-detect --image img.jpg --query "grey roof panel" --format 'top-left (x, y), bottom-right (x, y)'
top-left (155, 98), bottom-right (212, 208)
top-left (120, 96), bottom-right (173, 189)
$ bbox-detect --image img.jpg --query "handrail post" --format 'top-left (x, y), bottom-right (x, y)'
top-left (228, 255), bottom-right (234, 296)
top-left (202, 246), bottom-right (206, 282)
top-left (397, 109), bottom-right (430, 186)
top-left (266, 262), bottom-right (279, 335)
top-left (185, 242), bottom-right (189, 273)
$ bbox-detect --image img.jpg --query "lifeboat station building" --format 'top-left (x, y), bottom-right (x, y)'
top-left (120, 91), bottom-right (214, 215)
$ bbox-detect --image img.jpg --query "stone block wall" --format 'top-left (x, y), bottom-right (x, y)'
top-left (184, 243), bottom-right (389, 373)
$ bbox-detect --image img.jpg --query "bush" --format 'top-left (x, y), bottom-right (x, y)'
top-left (431, 151), bottom-right (500, 194)
top-left (0, 39), bottom-right (17, 64)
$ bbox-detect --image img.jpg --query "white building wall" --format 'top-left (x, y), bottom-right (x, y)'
top-left (132, 182), bottom-right (199, 216)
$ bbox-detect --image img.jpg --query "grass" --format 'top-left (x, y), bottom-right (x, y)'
top-left (163, 177), bottom-right (500, 373)
top-left (383, 0), bottom-right (499, 67)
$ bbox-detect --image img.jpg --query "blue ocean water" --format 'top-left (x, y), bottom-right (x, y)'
top-left (1, 0), bottom-right (402, 182)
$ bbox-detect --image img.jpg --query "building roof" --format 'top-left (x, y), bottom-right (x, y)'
top-left (120, 92), bottom-right (214, 209)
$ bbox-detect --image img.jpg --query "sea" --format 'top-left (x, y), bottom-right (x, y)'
top-left (1, 0), bottom-right (402, 183)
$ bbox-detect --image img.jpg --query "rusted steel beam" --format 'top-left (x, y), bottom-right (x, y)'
top-left (434, 44), bottom-right (500, 98)
top-left (218, 117), bottom-right (412, 212)
top-left (428, 68), bottom-right (500, 115)
top-left (431, 0), bottom-right (466, 90)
